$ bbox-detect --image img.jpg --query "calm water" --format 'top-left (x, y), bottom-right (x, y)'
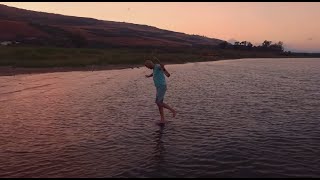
top-left (0, 58), bottom-right (319, 178)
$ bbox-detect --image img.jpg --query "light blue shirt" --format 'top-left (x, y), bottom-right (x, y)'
top-left (153, 64), bottom-right (166, 87)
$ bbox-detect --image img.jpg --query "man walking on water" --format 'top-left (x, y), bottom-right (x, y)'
top-left (145, 57), bottom-right (176, 124)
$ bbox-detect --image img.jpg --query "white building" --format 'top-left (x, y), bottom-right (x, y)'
top-left (0, 41), bottom-right (12, 46)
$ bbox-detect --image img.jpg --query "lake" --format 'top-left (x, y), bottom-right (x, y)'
top-left (0, 58), bottom-right (319, 178)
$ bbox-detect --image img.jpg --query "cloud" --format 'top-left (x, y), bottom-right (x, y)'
top-left (307, 37), bottom-right (313, 41)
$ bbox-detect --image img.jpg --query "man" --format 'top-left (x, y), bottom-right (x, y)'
top-left (145, 58), bottom-right (176, 124)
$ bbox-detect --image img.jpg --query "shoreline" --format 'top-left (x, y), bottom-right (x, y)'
top-left (0, 60), bottom-right (202, 77)
top-left (0, 56), bottom-right (317, 77)
top-left (0, 64), bottom-right (144, 76)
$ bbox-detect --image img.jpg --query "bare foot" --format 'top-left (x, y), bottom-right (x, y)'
top-left (172, 110), bottom-right (176, 118)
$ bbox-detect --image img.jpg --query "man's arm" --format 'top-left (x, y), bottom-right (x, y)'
top-left (145, 73), bottom-right (153, 78)
top-left (160, 64), bottom-right (170, 77)
top-left (153, 56), bottom-right (170, 77)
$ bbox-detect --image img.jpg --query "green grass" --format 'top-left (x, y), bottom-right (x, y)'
top-left (0, 46), bottom-right (314, 68)
top-left (0, 46), bottom-right (207, 68)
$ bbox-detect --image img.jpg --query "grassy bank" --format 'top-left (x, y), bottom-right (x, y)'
top-left (0, 46), bottom-right (318, 68)
top-left (0, 47), bottom-right (207, 68)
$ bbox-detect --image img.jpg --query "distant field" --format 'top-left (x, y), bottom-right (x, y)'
top-left (0, 46), bottom-right (317, 68)
top-left (0, 46), bottom-right (210, 68)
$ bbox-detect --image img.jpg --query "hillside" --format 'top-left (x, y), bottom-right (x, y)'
top-left (0, 4), bottom-right (224, 48)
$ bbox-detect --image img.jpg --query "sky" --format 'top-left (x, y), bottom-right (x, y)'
top-left (1, 2), bottom-right (320, 52)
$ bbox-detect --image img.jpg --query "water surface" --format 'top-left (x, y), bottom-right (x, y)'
top-left (0, 58), bottom-right (319, 178)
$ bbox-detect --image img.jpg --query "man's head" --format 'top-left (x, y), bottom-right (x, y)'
top-left (144, 60), bottom-right (154, 69)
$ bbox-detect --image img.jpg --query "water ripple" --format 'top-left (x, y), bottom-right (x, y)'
top-left (0, 58), bottom-right (320, 177)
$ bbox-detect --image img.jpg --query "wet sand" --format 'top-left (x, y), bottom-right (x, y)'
top-left (0, 64), bottom-right (144, 76)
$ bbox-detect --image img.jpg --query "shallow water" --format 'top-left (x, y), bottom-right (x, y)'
top-left (0, 58), bottom-right (319, 178)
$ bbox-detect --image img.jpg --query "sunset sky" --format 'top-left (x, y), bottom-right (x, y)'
top-left (1, 2), bottom-right (320, 52)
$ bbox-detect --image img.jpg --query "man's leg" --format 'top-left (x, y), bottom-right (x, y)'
top-left (157, 103), bottom-right (165, 122)
top-left (162, 103), bottom-right (176, 117)
top-left (156, 85), bottom-right (173, 122)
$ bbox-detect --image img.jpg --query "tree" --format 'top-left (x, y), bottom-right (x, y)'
top-left (262, 40), bottom-right (272, 48)
top-left (277, 41), bottom-right (284, 51)
top-left (247, 42), bottom-right (253, 48)
top-left (240, 41), bottom-right (247, 46)
top-left (269, 41), bottom-right (284, 52)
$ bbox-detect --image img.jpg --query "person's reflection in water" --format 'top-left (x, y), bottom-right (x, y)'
top-left (155, 124), bottom-right (165, 155)
top-left (152, 124), bottom-right (166, 177)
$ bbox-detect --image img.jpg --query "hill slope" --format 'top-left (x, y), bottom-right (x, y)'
top-left (0, 4), bottom-right (224, 48)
